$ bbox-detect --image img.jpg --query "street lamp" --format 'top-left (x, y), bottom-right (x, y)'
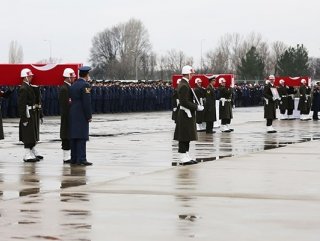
top-left (44, 39), bottom-right (52, 63)
top-left (200, 39), bottom-right (205, 73)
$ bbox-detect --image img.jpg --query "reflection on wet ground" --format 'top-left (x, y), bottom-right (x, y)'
top-left (1, 109), bottom-right (320, 240)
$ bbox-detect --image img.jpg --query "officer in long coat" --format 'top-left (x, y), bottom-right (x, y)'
top-left (218, 78), bottom-right (233, 132)
top-left (263, 75), bottom-right (278, 133)
top-left (311, 82), bottom-right (320, 120)
top-left (59, 68), bottom-right (76, 163)
top-left (69, 66), bottom-right (92, 166)
top-left (18, 68), bottom-right (43, 162)
top-left (204, 76), bottom-right (216, 133)
top-left (173, 65), bottom-right (203, 165)
top-left (171, 79), bottom-right (181, 123)
top-left (298, 79), bottom-right (311, 120)
top-left (0, 88), bottom-right (13, 140)
top-left (277, 79), bottom-right (289, 120)
top-left (287, 86), bottom-right (296, 120)
top-left (31, 85), bottom-right (43, 141)
top-left (194, 78), bottom-right (206, 131)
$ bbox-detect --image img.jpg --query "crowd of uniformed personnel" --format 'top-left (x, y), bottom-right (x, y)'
top-left (0, 80), bottom-right (173, 118)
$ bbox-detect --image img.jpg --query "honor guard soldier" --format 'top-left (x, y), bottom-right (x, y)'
top-left (312, 82), bottom-right (320, 120)
top-left (194, 78), bottom-right (206, 131)
top-left (30, 84), bottom-right (43, 141)
top-left (173, 65), bottom-right (203, 165)
top-left (263, 75), bottom-right (278, 133)
top-left (204, 75), bottom-right (217, 133)
top-left (277, 79), bottom-right (289, 120)
top-left (18, 68), bottom-right (43, 162)
top-left (0, 88), bottom-right (13, 140)
top-left (218, 78), bottom-right (233, 132)
top-left (298, 79), bottom-right (311, 120)
top-left (59, 68), bottom-right (76, 163)
top-left (69, 66), bottom-right (93, 166)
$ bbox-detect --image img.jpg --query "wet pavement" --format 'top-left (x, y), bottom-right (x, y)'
top-left (1, 107), bottom-right (320, 240)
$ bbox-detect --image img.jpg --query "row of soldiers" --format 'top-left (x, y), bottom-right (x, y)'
top-left (172, 76), bottom-right (234, 134)
top-left (0, 81), bottom-right (173, 118)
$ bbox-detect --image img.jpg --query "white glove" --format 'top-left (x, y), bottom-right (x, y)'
top-left (23, 122), bottom-right (28, 127)
top-left (197, 105), bottom-right (204, 111)
top-left (272, 96), bottom-right (277, 101)
top-left (173, 108), bottom-right (177, 112)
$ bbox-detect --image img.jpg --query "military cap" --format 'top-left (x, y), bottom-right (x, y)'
top-left (79, 66), bottom-right (91, 73)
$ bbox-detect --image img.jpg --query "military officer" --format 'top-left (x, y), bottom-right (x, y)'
top-left (69, 66), bottom-right (92, 166)
top-left (0, 88), bottom-right (13, 140)
top-left (298, 79), bottom-right (311, 120)
top-left (31, 84), bottom-right (43, 141)
top-left (218, 78), bottom-right (233, 132)
top-left (204, 76), bottom-right (217, 133)
top-left (18, 68), bottom-right (43, 162)
top-left (173, 65), bottom-right (203, 165)
top-left (263, 75), bottom-right (278, 133)
top-left (277, 79), bottom-right (289, 120)
top-left (194, 78), bottom-right (206, 131)
top-left (59, 68), bottom-right (76, 163)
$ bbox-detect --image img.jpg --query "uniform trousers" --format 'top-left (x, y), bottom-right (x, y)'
top-left (70, 139), bottom-right (87, 163)
top-left (266, 119), bottom-right (273, 126)
top-left (178, 141), bottom-right (190, 153)
top-left (24, 143), bottom-right (35, 149)
top-left (221, 119), bottom-right (231, 125)
top-left (61, 138), bottom-right (71, 150)
top-left (206, 122), bottom-right (213, 132)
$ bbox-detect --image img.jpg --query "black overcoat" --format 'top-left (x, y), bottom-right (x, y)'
top-left (204, 84), bottom-right (216, 122)
top-left (173, 78), bottom-right (197, 142)
top-left (263, 83), bottom-right (277, 119)
top-left (18, 82), bottom-right (37, 144)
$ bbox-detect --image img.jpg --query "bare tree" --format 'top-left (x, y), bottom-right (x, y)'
top-left (270, 41), bottom-right (287, 75)
top-left (8, 40), bottom-right (23, 63)
top-left (90, 18), bottom-right (152, 80)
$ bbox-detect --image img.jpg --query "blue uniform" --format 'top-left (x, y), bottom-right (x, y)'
top-left (69, 78), bottom-right (92, 164)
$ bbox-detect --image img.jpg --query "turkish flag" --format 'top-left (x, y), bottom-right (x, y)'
top-left (0, 63), bottom-right (82, 86)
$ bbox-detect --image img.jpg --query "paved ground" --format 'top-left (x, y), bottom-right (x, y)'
top-left (0, 107), bottom-right (320, 240)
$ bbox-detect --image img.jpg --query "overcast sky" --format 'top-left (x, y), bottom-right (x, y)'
top-left (1, 0), bottom-right (319, 67)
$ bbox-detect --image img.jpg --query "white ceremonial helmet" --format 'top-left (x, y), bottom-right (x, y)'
top-left (268, 75), bottom-right (275, 80)
top-left (63, 68), bottom-right (76, 78)
top-left (21, 68), bottom-right (34, 78)
top-left (279, 79), bottom-right (285, 84)
top-left (181, 65), bottom-right (195, 75)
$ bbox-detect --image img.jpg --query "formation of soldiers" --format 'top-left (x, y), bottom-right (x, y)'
top-left (0, 81), bottom-right (173, 118)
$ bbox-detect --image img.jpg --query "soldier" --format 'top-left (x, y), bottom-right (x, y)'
top-left (69, 66), bottom-right (93, 166)
top-left (171, 79), bottom-right (181, 122)
top-left (173, 65), bottom-right (203, 165)
top-left (204, 76), bottom-right (216, 134)
top-left (218, 78), bottom-right (233, 132)
top-left (0, 88), bottom-right (13, 140)
top-left (18, 68), bottom-right (43, 162)
top-left (287, 86), bottom-right (296, 120)
top-left (31, 84), bottom-right (43, 141)
top-left (311, 82), bottom-right (320, 120)
top-left (59, 68), bottom-right (76, 163)
top-left (263, 75), bottom-right (278, 133)
top-left (298, 79), bottom-right (311, 120)
top-left (194, 78), bottom-right (206, 131)
top-left (277, 79), bottom-right (289, 120)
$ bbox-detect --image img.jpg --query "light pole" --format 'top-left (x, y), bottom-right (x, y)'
top-left (44, 39), bottom-right (52, 63)
top-left (200, 39), bottom-right (205, 73)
